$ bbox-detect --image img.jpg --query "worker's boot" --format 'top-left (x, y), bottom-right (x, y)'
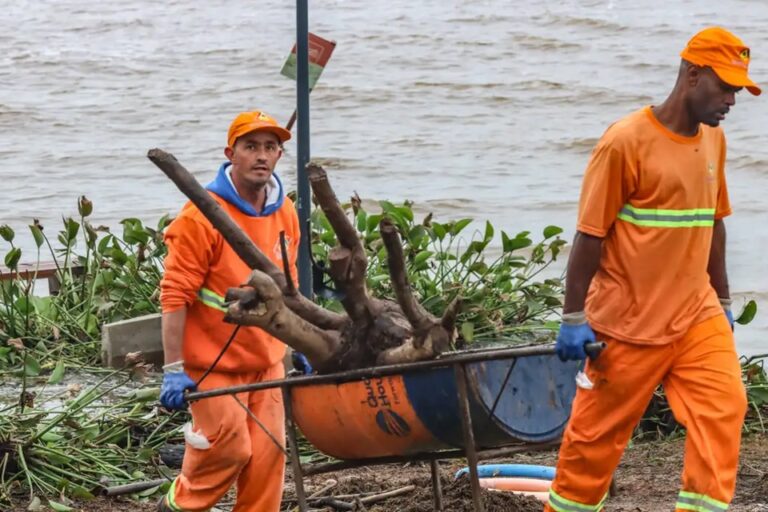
top-left (156, 496), bottom-right (174, 512)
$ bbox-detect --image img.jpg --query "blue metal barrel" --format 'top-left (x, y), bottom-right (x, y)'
top-left (292, 351), bottom-right (579, 459)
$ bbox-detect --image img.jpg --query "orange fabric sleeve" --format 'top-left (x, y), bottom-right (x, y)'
top-left (160, 214), bottom-right (218, 313)
top-left (576, 136), bottom-right (636, 238)
top-left (715, 132), bottom-right (732, 219)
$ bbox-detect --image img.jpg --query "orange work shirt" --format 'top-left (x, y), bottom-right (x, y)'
top-left (160, 192), bottom-right (300, 372)
top-left (577, 106), bottom-right (730, 345)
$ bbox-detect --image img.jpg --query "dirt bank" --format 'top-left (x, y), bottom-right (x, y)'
top-left (7, 434), bottom-right (767, 511)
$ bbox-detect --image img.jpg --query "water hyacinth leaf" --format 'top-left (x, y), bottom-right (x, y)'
top-left (432, 222), bottom-right (446, 241)
top-left (48, 359), bottom-right (66, 384)
top-left (29, 223), bottom-right (45, 248)
top-left (413, 250), bottom-right (433, 267)
top-left (451, 218), bottom-right (472, 236)
top-left (14, 296), bottom-right (31, 315)
top-left (461, 321), bottom-right (474, 342)
top-left (736, 300), bottom-right (757, 325)
top-left (64, 217), bottom-right (80, 242)
top-left (0, 224), bottom-right (14, 242)
top-left (503, 234), bottom-right (532, 253)
top-left (356, 210), bottom-right (367, 232)
top-left (484, 221), bottom-right (494, 242)
top-left (24, 354), bottom-right (41, 376)
top-left (543, 225), bottom-right (563, 239)
top-left (49, 501), bottom-right (75, 511)
top-left (4, 247), bottom-right (22, 269)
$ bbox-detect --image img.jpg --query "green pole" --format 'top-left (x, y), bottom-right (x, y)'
top-left (295, 0), bottom-right (313, 298)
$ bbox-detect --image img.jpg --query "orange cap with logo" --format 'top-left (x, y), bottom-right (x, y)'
top-left (227, 111), bottom-right (292, 148)
top-left (680, 27), bottom-right (761, 96)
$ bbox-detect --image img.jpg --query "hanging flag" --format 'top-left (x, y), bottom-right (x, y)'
top-left (280, 32), bottom-right (337, 92)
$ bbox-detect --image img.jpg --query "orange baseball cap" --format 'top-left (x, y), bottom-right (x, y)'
top-left (680, 27), bottom-right (761, 96)
top-left (227, 111), bottom-right (292, 148)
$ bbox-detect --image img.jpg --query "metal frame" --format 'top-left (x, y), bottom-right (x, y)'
top-left (188, 344), bottom-right (596, 511)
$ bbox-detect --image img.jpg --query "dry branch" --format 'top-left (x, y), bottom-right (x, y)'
top-left (147, 148), bottom-right (347, 331)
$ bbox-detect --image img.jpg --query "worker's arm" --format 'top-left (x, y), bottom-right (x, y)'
top-left (162, 307), bottom-right (187, 365)
top-left (708, 219), bottom-right (733, 328)
top-left (563, 231), bottom-right (604, 313)
top-left (707, 219), bottom-right (729, 299)
top-left (555, 231), bottom-right (604, 361)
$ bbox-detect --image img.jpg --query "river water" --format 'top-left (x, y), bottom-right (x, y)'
top-left (1, 0), bottom-right (766, 356)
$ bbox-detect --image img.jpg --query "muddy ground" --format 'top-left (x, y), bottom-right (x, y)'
top-left (7, 434), bottom-right (767, 511)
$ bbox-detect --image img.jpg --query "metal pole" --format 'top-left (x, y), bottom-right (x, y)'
top-left (295, 0), bottom-right (313, 298)
top-left (282, 385), bottom-right (309, 511)
top-left (430, 460), bottom-right (444, 511)
top-left (454, 363), bottom-right (484, 512)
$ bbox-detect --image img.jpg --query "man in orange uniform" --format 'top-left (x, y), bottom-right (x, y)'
top-left (157, 111), bottom-right (298, 512)
top-left (548, 28), bottom-right (760, 512)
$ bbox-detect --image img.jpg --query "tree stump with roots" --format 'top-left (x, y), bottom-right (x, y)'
top-left (148, 149), bottom-right (459, 373)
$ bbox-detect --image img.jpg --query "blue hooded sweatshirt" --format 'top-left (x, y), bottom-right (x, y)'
top-left (205, 162), bottom-right (285, 217)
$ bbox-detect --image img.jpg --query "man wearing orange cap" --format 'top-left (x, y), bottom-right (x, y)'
top-left (548, 27), bottom-right (759, 512)
top-left (157, 111), bottom-right (298, 511)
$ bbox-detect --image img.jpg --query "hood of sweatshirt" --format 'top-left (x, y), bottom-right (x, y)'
top-left (205, 161), bottom-right (285, 217)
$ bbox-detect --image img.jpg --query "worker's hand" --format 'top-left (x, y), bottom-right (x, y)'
top-left (720, 298), bottom-right (734, 331)
top-left (160, 361), bottom-right (197, 410)
top-left (556, 311), bottom-right (596, 361)
top-left (292, 352), bottom-right (314, 375)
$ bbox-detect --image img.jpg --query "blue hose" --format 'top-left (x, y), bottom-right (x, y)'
top-left (455, 464), bottom-right (555, 480)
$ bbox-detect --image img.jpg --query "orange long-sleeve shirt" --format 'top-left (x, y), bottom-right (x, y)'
top-left (161, 186), bottom-right (299, 373)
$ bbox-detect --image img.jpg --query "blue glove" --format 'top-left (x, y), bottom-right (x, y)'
top-left (721, 298), bottom-right (734, 331)
top-left (160, 362), bottom-right (197, 410)
top-left (292, 351), bottom-right (314, 375)
top-left (556, 311), bottom-right (596, 362)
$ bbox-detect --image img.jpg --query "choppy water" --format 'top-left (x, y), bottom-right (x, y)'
top-left (1, 0), bottom-right (767, 355)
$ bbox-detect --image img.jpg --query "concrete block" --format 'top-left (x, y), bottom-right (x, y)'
top-left (101, 313), bottom-right (164, 369)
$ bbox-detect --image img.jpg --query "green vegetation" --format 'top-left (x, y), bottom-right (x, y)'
top-left (0, 197), bottom-right (765, 509)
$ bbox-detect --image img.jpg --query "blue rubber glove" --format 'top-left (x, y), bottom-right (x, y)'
top-left (292, 351), bottom-right (314, 375)
top-left (160, 361), bottom-right (197, 410)
top-left (556, 311), bottom-right (596, 362)
top-left (721, 298), bottom-right (734, 331)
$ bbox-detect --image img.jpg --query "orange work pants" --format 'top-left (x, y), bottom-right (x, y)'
top-left (546, 313), bottom-right (747, 512)
top-left (165, 363), bottom-right (286, 512)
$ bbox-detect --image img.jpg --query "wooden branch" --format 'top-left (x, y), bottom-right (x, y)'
top-left (147, 148), bottom-right (283, 282)
top-left (307, 162), bottom-right (374, 321)
top-left (279, 231), bottom-right (296, 295)
top-left (441, 297), bottom-right (461, 334)
top-left (148, 148), bottom-right (347, 331)
top-left (224, 272), bottom-right (341, 368)
top-left (379, 218), bottom-right (433, 330)
top-left (307, 163), bottom-right (361, 249)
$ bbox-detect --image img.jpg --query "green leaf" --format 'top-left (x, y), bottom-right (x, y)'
top-left (460, 322), bottom-right (475, 343)
top-left (64, 217), bottom-right (80, 242)
top-left (451, 219), bottom-right (472, 236)
top-left (736, 300), bottom-right (757, 325)
top-left (483, 221), bottom-right (494, 243)
top-left (543, 225), bottom-right (564, 239)
top-left (432, 223), bottom-right (446, 241)
top-left (49, 500), bottom-right (76, 511)
top-left (366, 214), bottom-right (383, 234)
top-left (24, 355), bottom-right (41, 376)
top-left (29, 224), bottom-right (45, 248)
top-left (48, 360), bottom-right (66, 384)
top-left (503, 236), bottom-right (532, 253)
top-left (0, 224), bottom-right (14, 242)
top-left (356, 210), bottom-right (367, 232)
top-left (413, 250), bottom-right (433, 267)
top-left (4, 247), bottom-right (21, 269)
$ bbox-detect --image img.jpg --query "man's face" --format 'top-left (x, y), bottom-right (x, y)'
top-left (225, 131), bottom-right (283, 189)
top-left (689, 66), bottom-right (742, 127)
